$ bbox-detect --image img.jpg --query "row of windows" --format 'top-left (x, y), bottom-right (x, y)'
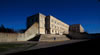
top-left (51, 30), bottom-right (67, 34)
top-left (51, 19), bottom-right (68, 28)
top-left (51, 24), bottom-right (68, 30)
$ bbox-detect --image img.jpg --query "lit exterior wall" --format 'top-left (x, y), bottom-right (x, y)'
top-left (46, 16), bottom-right (69, 35)
top-left (38, 13), bottom-right (46, 34)
top-left (27, 13), bottom-right (69, 35)
top-left (27, 13), bottom-right (46, 34)
top-left (80, 25), bottom-right (84, 32)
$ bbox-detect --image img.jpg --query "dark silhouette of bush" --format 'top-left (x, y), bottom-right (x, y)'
top-left (18, 29), bottom-right (26, 33)
top-left (0, 24), bottom-right (16, 33)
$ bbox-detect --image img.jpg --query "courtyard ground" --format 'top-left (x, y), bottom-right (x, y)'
top-left (7, 38), bottom-right (100, 55)
top-left (0, 41), bottom-right (37, 55)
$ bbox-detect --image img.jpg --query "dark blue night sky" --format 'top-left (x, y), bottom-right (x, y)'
top-left (0, 0), bottom-right (100, 33)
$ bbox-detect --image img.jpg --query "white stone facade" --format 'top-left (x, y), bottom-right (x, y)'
top-left (46, 16), bottom-right (69, 35)
top-left (27, 13), bottom-right (46, 34)
top-left (27, 13), bottom-right (69, 35)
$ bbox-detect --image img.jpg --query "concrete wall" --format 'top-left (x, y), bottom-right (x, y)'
top-left (0, 33), bottom-right (26, 42)
top-left (80, 25), bottom-right (84, 32)
top-left (68, 32), bottom-right (89, 39)
top-left (27, 13), bottom-right (46, 34)
top-left (39, 13), bottom-right (46, 34)
top-left (17, 33), bottom-right (25, 41)
top-left (24, 22), bottom-right (39, 41)
top-left (69, 24), bottom-right (84, 33)
top-left (0, 33), bottom-right (18, 42)
top-left (0, 22), bottom-right (39, 42)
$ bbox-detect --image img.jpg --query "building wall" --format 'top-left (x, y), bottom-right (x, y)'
top-left (69, 24), bottom-right (84, 33)
top-left (24, 22), bottom-right (39, 41)
top-left (27, 13), bottom-right (46, 34)
top-left (39, 13), bottom-right (46, 34)
top-left (0, 33), bottom-right (18, 42)
top-left (80, 25), bottom-right (84, 32)
top-left (17, 13), bottom-right (46, 41)
top-left (0, 22), bottom-right (39, 42)
top-left (46, 16), bottom-right (69, 35)
top-left (17, 33), bottom-right (25, 41)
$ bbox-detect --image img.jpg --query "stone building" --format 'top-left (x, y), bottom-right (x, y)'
top-left (27, 13), bottom-right (69, 35)
top-left (27, 13), bottom-right (46, 34)
top-left (0, 13), bottom-right (85, 42)
top-left (69, 24), bottom-right (84, 33)
top-left (46, 16), bottom-right (69, 35)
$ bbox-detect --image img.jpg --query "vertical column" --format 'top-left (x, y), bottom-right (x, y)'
top-left (39, 13), bottom-right (46, 34)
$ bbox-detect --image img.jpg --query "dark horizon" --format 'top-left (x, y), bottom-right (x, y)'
top-left (0, 0), bottom-right (100, 33)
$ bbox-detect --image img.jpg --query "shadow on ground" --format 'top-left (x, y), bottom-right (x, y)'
top-left (7, 38), bottom-right (100, 55)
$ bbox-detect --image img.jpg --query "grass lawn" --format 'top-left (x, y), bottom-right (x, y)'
top-left (0, 43), bottom-right (37, 52)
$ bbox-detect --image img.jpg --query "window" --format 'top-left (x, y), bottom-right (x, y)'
top-left (55, 21), bottom-right (56, 24)
top-left (52, 24), bottom-right (54, 28)
top-left (54, 37), bottom-right (56, 40)
top-left (52, 30), bottom-right (54, 32)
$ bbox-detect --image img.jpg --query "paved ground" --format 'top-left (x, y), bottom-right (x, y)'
top-left (0, 39), bottom-right (88, 55)
top-left (26, 40), bottom-right (87, 51)
top-left (7, 39), bottom-right (100, 55)
top-left (0, 41), bottom-right (37, 55)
